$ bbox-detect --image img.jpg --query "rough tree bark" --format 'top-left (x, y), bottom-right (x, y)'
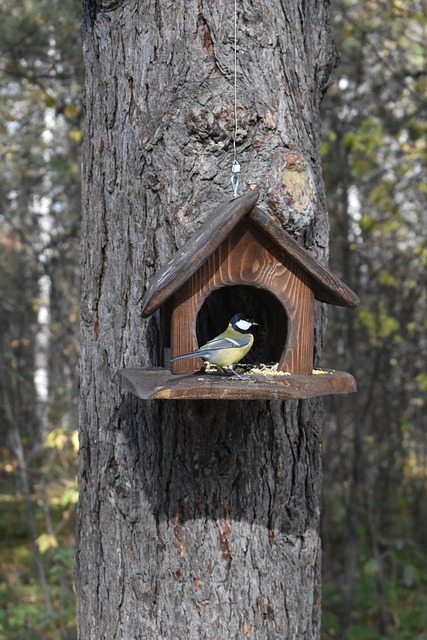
top-left (76, 1), bottom-right (337, 638)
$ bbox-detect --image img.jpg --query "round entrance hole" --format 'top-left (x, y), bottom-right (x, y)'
top-left (196, 285), bottom-right (287, 365)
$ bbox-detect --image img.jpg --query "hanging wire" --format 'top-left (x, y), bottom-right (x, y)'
top-left (230, 0), bottom-right (240, 198)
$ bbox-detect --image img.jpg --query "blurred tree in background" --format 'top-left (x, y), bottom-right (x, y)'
top-left (0, 0), bottom-right (425, 638)
top-left (321, 1), bottom-right (427, 638)
top-left (0, 0), bottom-right (81, 637)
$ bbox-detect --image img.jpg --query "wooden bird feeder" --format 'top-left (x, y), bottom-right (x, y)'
top-left (116, 189), bottom-right (360, 400)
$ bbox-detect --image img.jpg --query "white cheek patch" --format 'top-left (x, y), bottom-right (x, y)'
top-left (236, 319), bottom-right (252, 331)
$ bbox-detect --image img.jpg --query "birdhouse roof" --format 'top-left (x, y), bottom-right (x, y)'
top-left (141, 190), bottom-right (359, 317)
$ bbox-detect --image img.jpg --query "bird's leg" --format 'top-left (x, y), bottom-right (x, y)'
top-left (227, 365), bottom-right (250, 380)
top-left (214, 365), bottom-right (229, 377)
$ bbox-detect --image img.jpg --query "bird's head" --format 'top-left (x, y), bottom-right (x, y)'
top-left (229, 313), bottom-right (258, 334)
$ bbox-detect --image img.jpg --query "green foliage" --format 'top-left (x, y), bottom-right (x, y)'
top-left (322, 510), bottom-right (427, 640)
top-left (415, 373), bottom-right (427, 393)
top-left (0, 433), bottom-right (77, 639)
top-left (321, 1), bottom-right (427, 639)
top-left (357, 304), bottom-right (401, 345)
top-left (345, 627), bottom-right (383, 640)
top-left (1, 0), bottom-right (425, 639)
top-left (1, 1), bottom-right (81, 637)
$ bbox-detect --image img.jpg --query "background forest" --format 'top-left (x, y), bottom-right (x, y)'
top-left (0, 0), bottom-right (425, 639)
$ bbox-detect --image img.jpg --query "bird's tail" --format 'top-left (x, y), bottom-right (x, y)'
top-left (170, 352), bottom-right (200, 362)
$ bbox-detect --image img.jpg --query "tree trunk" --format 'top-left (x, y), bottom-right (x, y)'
top-left (76, 1), bottom-right (337, 638)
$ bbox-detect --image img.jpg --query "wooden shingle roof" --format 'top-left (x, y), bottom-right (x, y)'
top-left (141, 190), bottom-right (359, 317)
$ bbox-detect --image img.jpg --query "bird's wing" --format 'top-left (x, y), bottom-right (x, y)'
top-left (200, 334), bottom-right (252, 352)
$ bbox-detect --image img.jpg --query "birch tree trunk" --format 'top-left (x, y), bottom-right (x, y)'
top-left (76, 1), bottom-right (337, 638)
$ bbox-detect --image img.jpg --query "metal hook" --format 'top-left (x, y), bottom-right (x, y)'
top-left (231, 160), bottom-right (240, 198)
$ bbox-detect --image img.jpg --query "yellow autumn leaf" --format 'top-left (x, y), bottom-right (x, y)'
top-left (71, 430), bottom-right (79, 453)
top-left (44, 428), bottom-right (67, 450)
top-left (64, 103), bottom-right (80, 119)
top-left (36, 533), bottom-right (58, 554)
top-left (69, 129), bottom-right (83, 142)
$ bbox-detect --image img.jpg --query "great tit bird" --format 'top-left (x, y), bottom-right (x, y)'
top-left (171, 313), bottom-right (258, 378)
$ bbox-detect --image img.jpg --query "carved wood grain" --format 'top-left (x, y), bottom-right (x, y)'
top-left (171, 220), bottom-right (314, 374)
top-left (115, 367), bottom-right (357, 400)
top-left (142, 190), bottom-right (259, 317)
top-left (249, 207), bottom-right (360, 307)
